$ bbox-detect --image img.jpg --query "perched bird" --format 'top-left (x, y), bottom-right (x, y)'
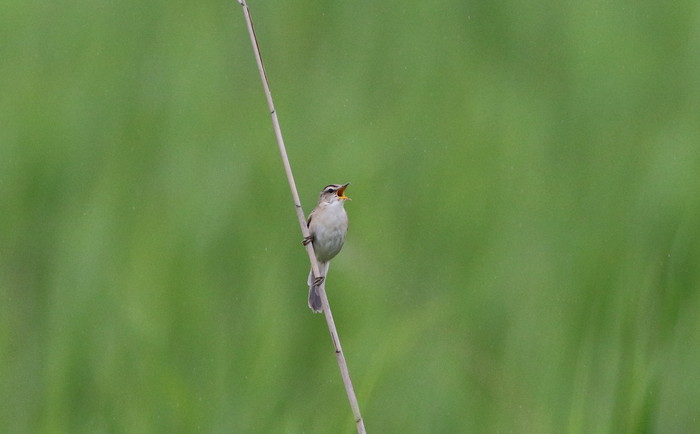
top-left (303, 183), bottom-right (351, 313)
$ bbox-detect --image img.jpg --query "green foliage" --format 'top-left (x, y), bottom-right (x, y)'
top-left (2, 0), bottom-right (699, 432)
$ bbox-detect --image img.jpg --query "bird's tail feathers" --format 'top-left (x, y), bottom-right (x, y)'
top-left (307, 262), bottom-right (329, 313)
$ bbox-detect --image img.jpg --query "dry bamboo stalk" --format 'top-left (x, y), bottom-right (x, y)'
top-left (235, 2), bottom-right (366, 432)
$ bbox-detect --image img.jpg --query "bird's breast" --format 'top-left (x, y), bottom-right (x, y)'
top-left (310, 207), bottom-right (348, 262)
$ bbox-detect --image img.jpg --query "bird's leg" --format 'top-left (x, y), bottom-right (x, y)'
top-left (302, 235), bottom-right (313, 246)
top-left (313, 275), bottom-right (325, 286)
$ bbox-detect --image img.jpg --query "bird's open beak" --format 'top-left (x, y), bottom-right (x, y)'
top-left (337, 183), bottom-right (351, 201)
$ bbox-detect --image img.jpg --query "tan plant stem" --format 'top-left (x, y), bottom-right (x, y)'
top-left (236, 2), bottom-right (366, 432)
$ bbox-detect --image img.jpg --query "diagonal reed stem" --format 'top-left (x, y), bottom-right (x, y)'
top-left (235, 2), bottom-right (366, 432)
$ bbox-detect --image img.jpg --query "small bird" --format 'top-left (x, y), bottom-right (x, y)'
top-left (303, 183), bottom-right (351, 313)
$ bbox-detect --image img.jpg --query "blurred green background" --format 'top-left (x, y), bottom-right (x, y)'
top-left (2, 0), bottom-right (699, 432)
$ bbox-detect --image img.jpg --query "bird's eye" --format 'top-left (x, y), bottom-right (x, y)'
top-left (327, 188), bottom-right (335, 193)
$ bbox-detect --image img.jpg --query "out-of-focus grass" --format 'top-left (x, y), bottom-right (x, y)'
top-left (1, 0), bottom-right (699, 432)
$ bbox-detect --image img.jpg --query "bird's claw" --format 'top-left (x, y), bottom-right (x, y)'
top-left (302, 235), bottom-right (313, 246)
top-left (313, 276), bottom-right (325, 286)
